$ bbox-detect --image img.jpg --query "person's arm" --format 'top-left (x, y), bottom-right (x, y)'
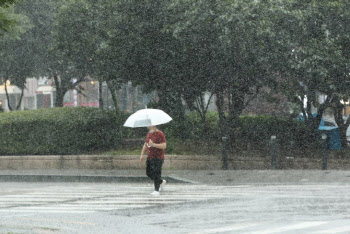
top-left (149, 133), bottom-right (167, 149)
top-left (149, 140), bottom-right (166, 149)
top-left (140, 142), bottom-right (147, 162)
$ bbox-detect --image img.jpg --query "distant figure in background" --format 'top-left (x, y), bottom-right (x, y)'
top-left (140, 125), bottom-right (167, 196)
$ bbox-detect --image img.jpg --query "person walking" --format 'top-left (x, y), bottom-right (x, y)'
top-left (140, 125), bottom-right (167, 196)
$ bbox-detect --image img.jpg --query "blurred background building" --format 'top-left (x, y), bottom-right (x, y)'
top-left (1, 77), bottom-right (346, 121)
top-left (0, 77), bottom-right (157, 113)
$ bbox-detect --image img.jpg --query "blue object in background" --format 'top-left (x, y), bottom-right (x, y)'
top-left (298, 113), bottom-right (341, 150)
top-left (318, 126), bottom-right (341, 150)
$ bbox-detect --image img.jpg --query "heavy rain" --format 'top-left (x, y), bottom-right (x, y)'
top-left (0, 0), bottom-right (350, 233)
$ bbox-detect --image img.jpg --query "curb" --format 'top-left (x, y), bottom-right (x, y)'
top-left (167, 174), bottom-right (200, 184)
top-left (1, 155), bottom-right (350, 170)
top-left (0, 175), bottom-right (192, 184)
top-left (0, 155), bottom-right (222, 170)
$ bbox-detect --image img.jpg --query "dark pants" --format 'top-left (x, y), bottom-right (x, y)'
top-left (146, 158), bottom-right (164, 191)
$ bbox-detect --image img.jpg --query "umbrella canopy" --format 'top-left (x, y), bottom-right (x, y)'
top-left (123, 109), bottom-right (173, 128)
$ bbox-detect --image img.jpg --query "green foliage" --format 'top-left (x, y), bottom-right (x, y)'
top-left (237, 115), bottom-right (306, 147)
top-left (52, 0), bottom-right (110, 78)
top-left (268, 0), bottom-right (350, 143)
top-left (0, 0), bottom-right (58, 110)
top-left (0, 0), bottom-right (19, 35)
top-left (2, 0), bottom-right (350, 149)
top-left (162, 111), bottom-right (306, 147)
top-left (14, 0), bottom-right (60, 78)
top-left (0, 107), bottom-right (123, 155)
top-left (0, 0), bottom-right (16, 7)
top-left (184, 111), bottom-right (220, 141)
top-left (50, 0), bottom-right (121, 107)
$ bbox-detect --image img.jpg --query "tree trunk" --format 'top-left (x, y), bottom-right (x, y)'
top-left (99, 81), bottom-right (104, 109)
top-left (305, 122), bottom-right (318, 147)
top-left (158, 88), bottom-right (186, 139)
top-left (227, 91), bottom-right (245, 150)
top-left (15, 88), bottom-right (24, 110)
top-left (53, 74), bottom-right (65, 107)
top-left (55, 89), bottom-right (64, 107)
top-left (215, 91), bottom-right (227, 138)
top-left (4, 79), bottom-right (13, 111)
top-left (106, 81), bottom-right (120, 115)
top-left (304, 98), bottom-right (316, 146)
top-left (4, 79), bottom-right (25, 111)
top-left (200, 114), bottom-right (209, 138)
top-left (333, 98), bottom-right (349, 148)
top-left (158, 88), bottom-right (185, 120)
top-left (302, 97), bottom-right (330, 147)
top-left (215, 91), bottom-right (231, 160)
top-left (194, 105), bottom-right (209, 141)
top-left (216, 88), bottom-right (262, 151)
top-left (193, 93), bottom-right (214, 140)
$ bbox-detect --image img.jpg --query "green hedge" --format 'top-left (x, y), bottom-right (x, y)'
top-left (0, 107), bottom-right (302, 155)
top-left (237, 115), bottom-right (306, 146)
top-left (163, 111), bottom-right (306, 147)
top-left (0, 107), bottom-right (123, 155)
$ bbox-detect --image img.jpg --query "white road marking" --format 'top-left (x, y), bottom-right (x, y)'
top-left (0, 183), bottom-right (349, 234)
top-left (250, 222), bottom-right (328, 234)
top-left (189, 223), bottom-right (260, 234)
top-left (0, 210), bottom-right (94, 214)
top-left (0, 184), bottom-right (234, 215)
top-left (313, 225), bottom-right (350, 233)
top-left (9, 205), bottom-right (146, 210)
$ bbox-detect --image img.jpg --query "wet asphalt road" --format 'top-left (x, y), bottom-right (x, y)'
top-left (0, 180), bottom-right (350, 234)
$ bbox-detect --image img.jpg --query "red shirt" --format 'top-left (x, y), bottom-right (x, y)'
top-left (145, 130), bottom-right (166, 159)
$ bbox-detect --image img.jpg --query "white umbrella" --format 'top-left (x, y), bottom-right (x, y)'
top-left (123, 109), bottom-right (173, 128)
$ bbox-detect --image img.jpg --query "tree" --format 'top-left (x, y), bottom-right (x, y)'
top-left (170, 0), bottom-right (274, 146)
top-left (0, 36), bottom-right (31, 110)
top-left (23, 0), bottom-right (90, 108)
top-left (104, 0), bottom-right (276, 144)
top-left (0, 2), bottom-right (31, 110)
top-left (318, 0), bottom-right (350, 147)
top-left (0, 0), bottom-right (61, 110)
top-left (0, 0), bottom-right (18, 34)
top-left (165, 0), bottom-right (223, 138)
top-left (269, 0), bottom-right (350, 146)
top-left (0, 0), bottom-right (16, 6)
top-left (2, 0), bottom-right (74, 109)
top-left (52, 0), bottom-right (121, 109)
top-left (107, 0), bottom-right (187, 122)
